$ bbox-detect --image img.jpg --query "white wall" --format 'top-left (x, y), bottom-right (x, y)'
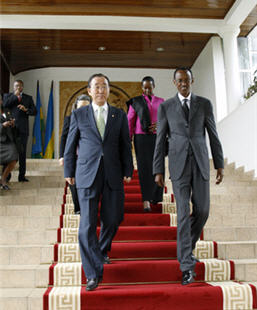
top-left (11, 67), bottom-right (177, 158)
top-left (217, 93), bottom-right (257, 177)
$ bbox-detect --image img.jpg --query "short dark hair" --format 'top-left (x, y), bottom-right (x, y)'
top-left (14, 79), bottom-right (24, 86)
top-left (141, 76), bottom-right (155, 87)
top-left (87, 73), bottom-right (110, 88)
top-left (72, 94), bottom-right (91, 110)
top-left (173, 67), bottom-right (193, 80)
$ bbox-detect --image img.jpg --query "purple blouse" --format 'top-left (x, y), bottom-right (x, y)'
top-left (127, 94), bottom-right (164, 138)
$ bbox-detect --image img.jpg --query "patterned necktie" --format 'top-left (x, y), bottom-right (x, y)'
top-left (182, 99), bottom-right (189, 122)
top-left (96, 106), bottom-right (105, 139)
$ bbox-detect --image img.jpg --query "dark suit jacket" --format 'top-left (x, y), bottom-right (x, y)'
top-left (126, 95), bottom-right (151, 132)
top-left (3, 93), bottom-right (37, 136)
top-left (59, 115), bottom-right (71, 158)
top-left (153, 93), bottom-right (224, 181)
top-left (64, 104), bottom-right (133, 189)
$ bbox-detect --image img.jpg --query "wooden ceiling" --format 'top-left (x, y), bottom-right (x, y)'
top-left (1, 29), bottom-right (213, 74)
top-left (0, 0), bottom-right (256, 74)
top-left (0, 0), bottom-right (235, 18)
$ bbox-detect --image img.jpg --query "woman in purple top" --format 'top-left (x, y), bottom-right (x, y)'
top-left (127, 76), bottom-right (164, 212)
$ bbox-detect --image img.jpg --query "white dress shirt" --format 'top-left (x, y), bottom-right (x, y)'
top-left (178, 93), bottom-right (191, 109)
top-left (92, 102), bottom-right (108, 124)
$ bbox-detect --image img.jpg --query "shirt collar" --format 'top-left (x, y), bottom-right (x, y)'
top-left (92, 102), bottom-right (108, 112)
top-left (178, 93), bottom-right (191, 104)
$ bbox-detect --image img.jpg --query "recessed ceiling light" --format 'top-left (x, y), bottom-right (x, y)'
top-left (156, 47), bottom-right (164, 52)
top-left (42, 45), bottom-right (50, 50)
top-left (98, 46), bottom-right (106, 51)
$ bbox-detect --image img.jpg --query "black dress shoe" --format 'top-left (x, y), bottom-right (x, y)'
top-left (143, 206), bottom-right (152, 212)
top-left (75, 211), bottom-right (80, 215)
top-left (1, 184), bottom-right (10, 190)
top-left (18, 177), bottom-right (29, 182)
top-left (103, 255), bottom-right (111, 264)
top-left (86, 277), bottom-right (102, 291)
top-left (181, 270), bottom-right (196, 285)
top-left (191, 254), bottom-right (200, 263)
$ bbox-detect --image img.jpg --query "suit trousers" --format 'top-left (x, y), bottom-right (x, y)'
top-left (69, 183), bottom-right (80, 213)
top-left (171, 152), bottom-right (210, 272)
top-left (18, 134), bottom-right (28, 179)
top-left (77, 158), bottom-right (124, 279)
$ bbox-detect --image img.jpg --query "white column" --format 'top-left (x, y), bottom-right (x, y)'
top-left (219, 27), bottom-right (241, 114)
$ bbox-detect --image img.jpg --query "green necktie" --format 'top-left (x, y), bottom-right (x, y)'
top-left (96, 106), bottom-right (105, 139)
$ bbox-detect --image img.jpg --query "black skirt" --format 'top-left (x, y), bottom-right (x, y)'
top-left (134, 134), bottom-right (163, 202)
top-left (0, 141), bottom-right (18, 165)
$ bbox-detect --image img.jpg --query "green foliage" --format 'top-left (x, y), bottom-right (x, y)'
top-left (244, 70), bottom-right (257, 99)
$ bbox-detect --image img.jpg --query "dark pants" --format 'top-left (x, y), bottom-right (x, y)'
top-left (172, 153), bottom-right (210, 272)
top-left (69, 183), bottom-right (80, 213)
top-left (134, 134), bottom-right (163, 203)
top-left (77, 159), bottom-right (124, 279)
top-left (18, 134), bottom-right (28, 180)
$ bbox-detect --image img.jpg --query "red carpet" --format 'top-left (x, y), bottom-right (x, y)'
top-left (44, 171), bottom-right (257, 310)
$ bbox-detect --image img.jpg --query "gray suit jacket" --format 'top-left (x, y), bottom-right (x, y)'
top-left (153, 93), bottom-right (224, 181)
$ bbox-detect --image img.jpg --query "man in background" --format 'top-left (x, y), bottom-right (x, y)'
top-left (3, 80), bottom-right (37, 182)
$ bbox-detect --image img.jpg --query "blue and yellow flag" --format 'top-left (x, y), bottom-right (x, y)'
top-left (44, 81), bottom-right (54, 159)
top-left (31, 81), bottom-right (44, 158)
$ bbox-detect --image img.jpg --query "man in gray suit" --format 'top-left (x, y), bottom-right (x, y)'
top-left (153, 67), bottom-right (224, 285)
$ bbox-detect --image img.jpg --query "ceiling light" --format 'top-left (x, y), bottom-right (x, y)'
top-left (42, 45), bottom-right (50, 50)
top-left (98, 46), bottom-right (106, 51)
top-left (156, 47), bottom-right (164, 52)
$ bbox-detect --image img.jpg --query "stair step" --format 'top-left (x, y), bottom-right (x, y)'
top-left (0, 188), bottom-right (64, 197)
top-left (234, 259), bottom-right (257, 282)
top-left (0, 288), bottom-right (44, 310)
top-left (0, 229), bottom-right (57, 245)
top-left (204, 226), bottom-right (257, 241)
top-left (49, 259), bottom-right (233, 286)
top-left (0, 265), bottom-right (49, 288)
top-left (0, 204), bottom-right (61, 217)
top-left (54, 241), bottom-right (216, 263)
top-left (0, 245), bottom-right (53, 265)
top-left (218, 241), bottom-right (257, 259)
top-left (0, 216), bottom-right (59, 230)
top-left (42, 281), bottom-right (256, 310)
top-left (58, 226), bottom-right (178, 243)
top-left (0, 195), bottom-right (63, 205)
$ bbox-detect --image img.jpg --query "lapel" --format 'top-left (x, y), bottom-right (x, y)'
top-left (103, 104), bottom-right (116, 140)
top-left (174, 94), bottom-right (186, 120)
top-left (88, 104), bottom-right (102, 140)
top-left (189, 93), bottom-right (199, 121)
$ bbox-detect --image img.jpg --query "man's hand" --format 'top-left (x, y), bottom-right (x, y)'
top-left (14, 89), bottom-right (21, 97)
top-left (216, 168), bottom-right (224, 185)
top-left (123, 176), bottom-right (131, 183)
top-left (59, 158), bottom-right (64, 166)
top-left (17, 104), bottom-right (28, 112)
top-left (155, 173), bottom-right (165, 188)
top-left (3, 120), bottom-right (13, 128)
top-left (148, 122), bottom-right (157, 133)
top-left (65, 177), bottom-right (75, 185)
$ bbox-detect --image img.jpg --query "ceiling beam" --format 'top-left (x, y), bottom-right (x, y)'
top-left (224, 0), bottom-right (257, 26)
top-left (0, 15), bottom-right (225, 34)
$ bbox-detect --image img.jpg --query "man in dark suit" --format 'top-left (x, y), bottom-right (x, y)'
top-left (3, 80), bottom-right (37, 182)
top-left (64, 73), bottom-right (133, 291)
top-left (153, 67), bottom-right (224, 285)
top-left (59, 94), bottom-right (91, 214)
